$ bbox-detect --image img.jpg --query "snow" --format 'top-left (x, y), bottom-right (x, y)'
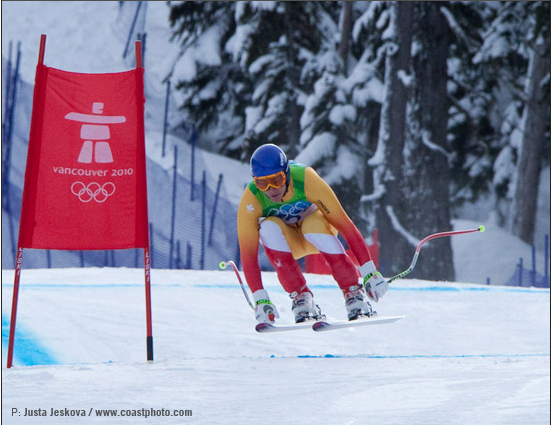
top-left (352, 2), bottom-right (381, 42)
top-left (421, 129), bottom-right (451, 158)
top-left (493, 145), bottom-right (515, 186)
top-left (322, 145), bottom-right (360, 186)
top-left (351, 77), bottom-right (385, 106)
top-left (367, 133), bottom-right (386, 167)
top-left (341, 60), bottom-right (380, 94)
top-left (226, 23), bottom-right (254, 65)
top-left (360, 177), bottom-right (386, 203)
top-left (396, 69), bottom-right (413, 88)
top-left (473, 28), bottom-right (509, 65)
top-left (170, 50), bottom-right (198, 84)
top-left (2, 267), bottom-right (549, 424)
top-left (295, 132), bottom-right (336, 165)
top-left (329, 103), bottom-right (356, 126)
top-left (1, 3), bottom-right (550, 423)
top-left (440, 5), bottom-right (471, 52)
top-left (452, 219), bottom-right (548, 286)
top-left (385, 206), bottom-right (421, 248)
top-left (171, 23), bottom-right (224, 84)
top-left (245, 105), bottom-right (263, 132)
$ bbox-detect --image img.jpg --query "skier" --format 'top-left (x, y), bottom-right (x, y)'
top-left (237, 144), bottom-right (388, 324)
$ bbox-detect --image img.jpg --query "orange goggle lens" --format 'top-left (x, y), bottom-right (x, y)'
top-left (253, 171), bottom-right (287, 192)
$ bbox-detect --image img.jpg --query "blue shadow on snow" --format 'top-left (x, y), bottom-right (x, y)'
top-left (2, 314), bottom-right (58, 366)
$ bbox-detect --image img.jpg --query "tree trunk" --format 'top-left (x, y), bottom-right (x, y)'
top-left (510, 37), bottom-right (549, 245)
top-left (402, 2), bottom-right (454, 281)
top-left (373, 1), bottom-right (414, 276)
top-left (283, 2), bottom-right (302, 159)
top-left (338, 1), bottom-right (353, 75)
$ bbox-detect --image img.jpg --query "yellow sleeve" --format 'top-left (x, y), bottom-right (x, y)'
top-left (303, 167), bottom-right (372, 265)
top-left (237, 186), bottom-right (265, 292)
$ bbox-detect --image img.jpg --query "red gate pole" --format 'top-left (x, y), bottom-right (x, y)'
top-left (135, 40), bottom-right (153, 361)
top-left (7, 247), bottom-right (24, 368)
top-left (135, 39), bottom-right (142, 68)
top-left (7, 34), bottom-right (47, 369)
top-left (144, 247), bottom-right (153, 361)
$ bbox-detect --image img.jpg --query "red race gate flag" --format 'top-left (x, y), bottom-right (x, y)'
top-left (18, 54), bottom-right (148, 249)
top-left (7, 35), bottom-right (153, 368)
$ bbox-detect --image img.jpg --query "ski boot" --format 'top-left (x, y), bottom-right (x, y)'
top-left (291, 291), bottom-right (325, 323)
top-left (344, 285), bottom-right (376, 321)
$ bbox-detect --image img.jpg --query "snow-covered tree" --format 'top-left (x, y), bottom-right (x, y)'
top-left (168, 1), bottom-right (345, 161)
top-left (444, 1), bottom-right (498, 207)
top-left (166, 1), bottom-right (549, 277)
top-left (445, 1), bottom-right (550, 236)
top-left (297, 2), bottom-right (386, 229)
top-left (508, 1), bottom-right (550, 244)
top-left (241, 2), bottom-right (341, 159)
top-left (168, 2), bottom-right (250, 158)
top-left (358, 1), bottom-right (415, 277)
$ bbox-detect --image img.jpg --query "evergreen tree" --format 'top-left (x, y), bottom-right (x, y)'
top-left (508, 1), bottom-right (550, 244)
top-left (444, 1), bottom-right (498, 208)
top-left (403, 1), bottom-right (454, 280)
top-left (359, 1), bottom-right (414, 277)
top-left (297, 2), bottom-right (386, 230)
top-left (166, 1), bottom-right (549, 277)
top-left (168, 1), bottom-right (250, 158)
top-left (241, 2), bottom-right (340, 159)
top-left (445, 1), bottom-right (550, 232)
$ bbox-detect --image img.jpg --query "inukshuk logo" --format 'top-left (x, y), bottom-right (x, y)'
top-left (64, 102), bottom-right (125, 203)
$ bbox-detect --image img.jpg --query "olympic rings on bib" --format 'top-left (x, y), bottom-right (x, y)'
top-left (71, 181), bottom-right (116, 203)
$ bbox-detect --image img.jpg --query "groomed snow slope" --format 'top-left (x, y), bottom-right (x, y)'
top-left (2, 268), bottom-right (549, 424)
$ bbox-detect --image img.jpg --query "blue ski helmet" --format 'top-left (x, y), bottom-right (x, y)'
top-left (250, 144), bottom-right (289, 178)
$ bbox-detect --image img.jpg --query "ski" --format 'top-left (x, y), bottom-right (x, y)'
top-left (255, 321), bottom-right (318, 333)
top-left (312, 315), bottom-right (405, 332)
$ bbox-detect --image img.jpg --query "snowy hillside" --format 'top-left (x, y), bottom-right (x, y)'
top-left (1, 267), bottom-right (549, 424)
top-left (1, 2), bottom-right (254, 272)
top-left (2, 1), bottom-right (549, 284)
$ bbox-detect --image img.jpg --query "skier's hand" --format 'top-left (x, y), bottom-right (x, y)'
top-left (359, 261), bottom-right (388, 302)
top-left (364, 272), bottom-right (388, 302)
top-left (253, 289), bottom-right (280, 324)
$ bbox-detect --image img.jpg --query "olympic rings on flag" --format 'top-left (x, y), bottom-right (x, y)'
top-left (71, 181), bottom-right (116, 203)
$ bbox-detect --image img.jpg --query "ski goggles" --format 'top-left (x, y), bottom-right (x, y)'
top-left (253, 170), bottom-right (287, 192)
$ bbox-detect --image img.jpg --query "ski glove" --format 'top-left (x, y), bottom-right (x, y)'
top-left (252, 289), bottom-right (280, 324)
top-left (359, 261), bottom-right (388, 303)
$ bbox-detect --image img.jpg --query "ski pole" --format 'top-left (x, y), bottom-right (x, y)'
top-left (219, 260), bottom-right (254, 310)
top-left (387, 225), bottom-right (485, 284)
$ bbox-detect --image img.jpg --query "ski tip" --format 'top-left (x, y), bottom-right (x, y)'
top-left (478, 225), bottom-right (485, 233)
top-left (312, 321), bottom-right (330, 332)
top-left (255, 323), bottom-right (273, 333)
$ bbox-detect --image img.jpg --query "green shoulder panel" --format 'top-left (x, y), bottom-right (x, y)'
top-left (289, 162), bottom-right (306, 195)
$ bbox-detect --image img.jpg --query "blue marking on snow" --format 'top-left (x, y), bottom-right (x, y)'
top-left (2, 282), bottom-right (548, 294)
top-left (270, 353), bottom-right (550, 360)
top-left (386, 286), bottom-right (547, 293)
top-left (193, 284), bottom-right (548, 294)
top-left (0, 283), bottom-right (141, 289)
top-left (1, 314), bottom-right (58, 366)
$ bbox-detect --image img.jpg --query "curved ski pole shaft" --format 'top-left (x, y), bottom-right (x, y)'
top-left (387, 225), bottom-right (485, 284)
top-left (219, 260), bottom-right (254, 310)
